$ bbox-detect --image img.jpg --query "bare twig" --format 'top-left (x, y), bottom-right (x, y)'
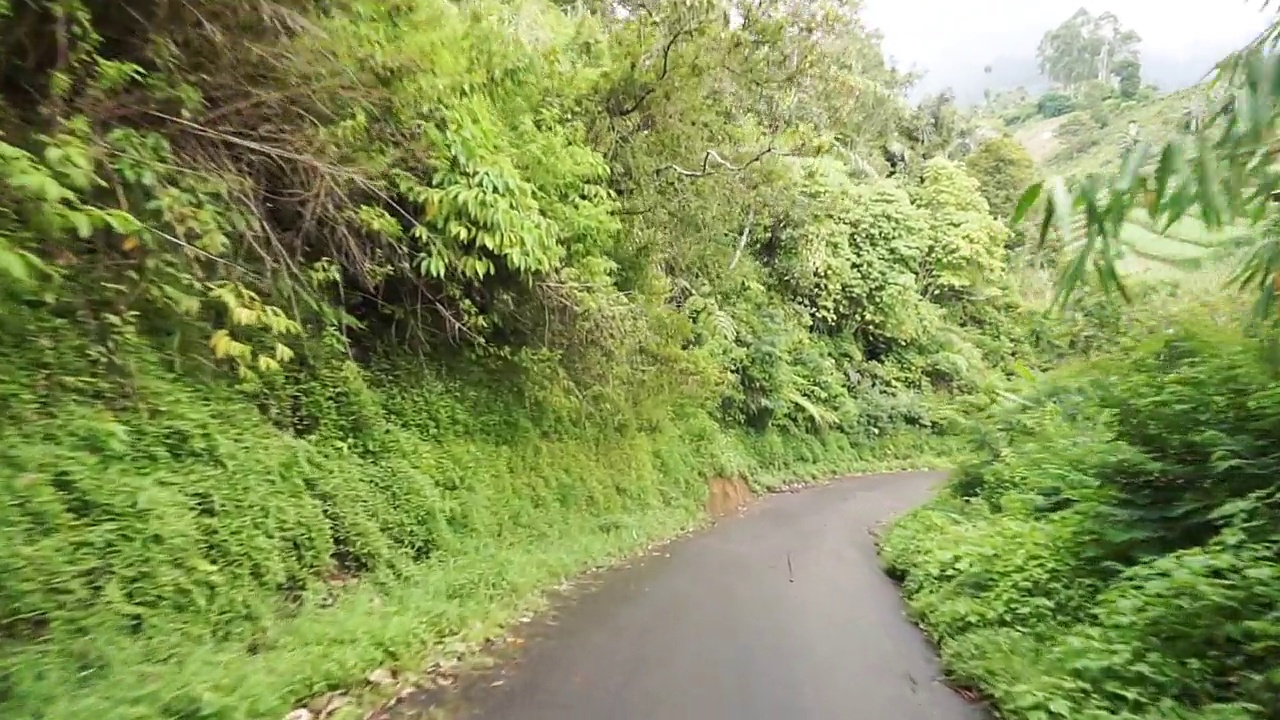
top-left (143, 224), bottom-right (263, 279)
top-left (144, 109), bottom-right (421, 232)
top-left (52, 8), bottom-right (69, 74)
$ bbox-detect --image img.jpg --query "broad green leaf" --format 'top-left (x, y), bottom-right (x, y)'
top-left (70, 212), bottom-right (94, 239)
top-left (1011, 182), bottom-right (1042, 224)
top-left (0, 246), bottom-right (32, 283)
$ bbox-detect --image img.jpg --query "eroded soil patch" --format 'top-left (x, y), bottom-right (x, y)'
top-left (706, 476), bottom-right (753, 518)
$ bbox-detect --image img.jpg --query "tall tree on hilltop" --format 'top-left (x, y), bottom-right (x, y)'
top-left (1037, 8), bottom-right (1141, 90)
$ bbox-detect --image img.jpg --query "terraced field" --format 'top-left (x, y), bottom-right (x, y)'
top-left (1004, 87), bottom-right (1254, 279)
top-left (1114, 213), bottom-right (1246, 276)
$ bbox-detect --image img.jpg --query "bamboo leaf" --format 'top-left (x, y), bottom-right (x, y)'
top-left (1150, 142), bottom-right (1182, 221)
top-left (1012, 182), bottom-right (1043, 224)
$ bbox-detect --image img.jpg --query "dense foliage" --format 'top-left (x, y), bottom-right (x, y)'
top-left (1037, 91), bottom-right (1077, 119)
top-left (965, 136), bottom-right (1038, 227)
top-left (881, 305), bottom-right (1280, 720)
top-left (0, 1), bottom-right (1035, 718)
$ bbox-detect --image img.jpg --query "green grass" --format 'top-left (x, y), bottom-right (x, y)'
top-left (1115, 220), bottom-right (1208, 276)
top-left (1120, 221), bottom-right (1205, 257)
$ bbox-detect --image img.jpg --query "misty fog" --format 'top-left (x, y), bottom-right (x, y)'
top-left (861, 0), bottom-right (1273, 102)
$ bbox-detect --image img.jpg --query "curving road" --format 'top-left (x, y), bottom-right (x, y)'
top-left (406, 471), bottom-right (986, 720)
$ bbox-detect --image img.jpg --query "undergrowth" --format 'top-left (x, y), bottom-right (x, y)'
top-left (880, 307), bottom-right (1280, 720)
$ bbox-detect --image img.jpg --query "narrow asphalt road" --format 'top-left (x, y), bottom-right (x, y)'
top-left (412, 471), bottom-right (986, 720)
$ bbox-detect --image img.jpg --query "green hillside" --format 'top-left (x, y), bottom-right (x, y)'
top-left (1004, 86), bottom-right (1204, 178)
top-left (1002, 85), bottom-right (1243, 276)
top-left (1115, 214), bottom-right (1233, 276)
top-left (1041, 87), bottom-right (1205, 178)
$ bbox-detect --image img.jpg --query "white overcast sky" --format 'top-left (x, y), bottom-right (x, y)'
top-left (861, 0), bottom-right (1272, 91)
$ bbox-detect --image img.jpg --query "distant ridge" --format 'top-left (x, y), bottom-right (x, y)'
top-left (907, 45), bottom-right (1235, 105)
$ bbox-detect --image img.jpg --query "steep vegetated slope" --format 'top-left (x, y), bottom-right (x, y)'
top-left (0, 1), bottom-right (1040, 718)
top-left (995, 81), bottom-right (1203, 183)
top-left (882, 17), bottom-right (1280, 720)
top-left (1037, 87), bottom-right (1203, 179)
top-left (881, 297), bottom-right (1280, 720)
top-left (998, 84), bottom-right (1246, 275)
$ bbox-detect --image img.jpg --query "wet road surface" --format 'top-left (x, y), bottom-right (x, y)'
top-left (414, 471), bottom-right (986, 720)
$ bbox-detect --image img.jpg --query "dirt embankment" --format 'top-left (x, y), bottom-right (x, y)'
top-left (705, 476), bottom-right (753, 518)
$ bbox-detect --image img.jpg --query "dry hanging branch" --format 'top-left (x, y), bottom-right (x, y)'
top-left (656, 146), bottom-right (776, 178)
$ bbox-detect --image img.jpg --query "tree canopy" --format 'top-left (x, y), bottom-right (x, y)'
top-left (1037, 8), bottom-right (1142, 90)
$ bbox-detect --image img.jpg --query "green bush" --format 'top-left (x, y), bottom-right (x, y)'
top-left (1055, 112), bottom-right (1101, 147)
top-left (880, 314), bottom-right (1280, 719)
top-left (1038, 92), bottom-right (1075, 118)
top-left (1001, 103), bottom-right (1041, 127)
top-left (965, 135), bottom-right (1038, 224)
